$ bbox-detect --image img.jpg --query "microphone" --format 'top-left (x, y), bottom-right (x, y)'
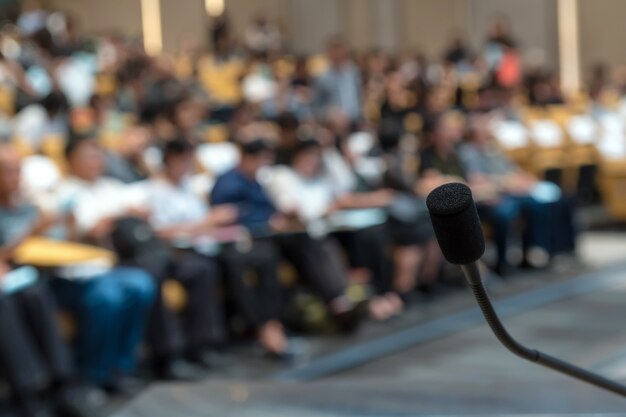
top-left (426, 182), bottom-right (626, 397)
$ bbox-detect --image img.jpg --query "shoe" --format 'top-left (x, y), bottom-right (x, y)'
top-left (55, 386), bottom-right (105, 417)
top-left (332, 300), bottom-right (367, 333)
top-left (187, 349), bottom-right (235, 370)
top-left (493, 263), bottom-right (514, 278)
top-left (154, 358), bottom-right (206, 381)
top-left (102, 376), bottom-right (145, 396)
top-left (14, 398), bottom-right (53, 417)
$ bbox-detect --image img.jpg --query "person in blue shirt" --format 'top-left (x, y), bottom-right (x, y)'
top-left (211, 139), bottom-right (290, 356)
top-left (212, 140), bottom-right (277, 233)
top-left (212, 139), bottom-right (364, 346)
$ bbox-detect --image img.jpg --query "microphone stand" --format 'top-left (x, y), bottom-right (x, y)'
top-left (461, 262), bottom-right (626, 397)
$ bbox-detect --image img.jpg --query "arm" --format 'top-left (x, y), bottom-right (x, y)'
top-left (334, 189), bottom-right (395, 210)
top-left (0, 210), bottom-right (49, 261)
top-left (155, 205), bottom-right (239, 240)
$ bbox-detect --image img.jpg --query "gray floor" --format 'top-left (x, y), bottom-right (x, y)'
top-left (114, 231), bottom-right (626, 416)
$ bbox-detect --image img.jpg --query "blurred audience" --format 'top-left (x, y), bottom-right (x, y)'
top-left (0, 5), bottom-right (594, 415)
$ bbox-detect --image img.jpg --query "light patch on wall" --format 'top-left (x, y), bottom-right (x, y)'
top-left (557, 0), bottom-right (581, 94)
top-left (141, 0), bottom-right (163, 55)
top-left (205, 0), bottom-right (225, 17)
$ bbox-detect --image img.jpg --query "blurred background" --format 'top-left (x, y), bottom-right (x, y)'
top-left (1, 1), bottom-right (626, 417)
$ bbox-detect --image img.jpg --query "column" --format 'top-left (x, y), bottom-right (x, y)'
top-left (557, 0), bottom-right (581, 94)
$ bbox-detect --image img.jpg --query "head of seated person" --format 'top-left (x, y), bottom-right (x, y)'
top-left (162, 137), bottom-right (195, 185)
top-left (171, 93), bottom-right (205, 139)
top-left (327, 36), bottom-right (351, 69)
top-left (237, 138), bottom-right (275, 178)
top-left (466, 114), bottom-right (495, 150)
top-left (119, 124), bottom-right (153, 161)
top-left (104, 124), bottom-right (154, 184)
top-left (64, 132), bottom-right (105, 183)
top-left (424, 111), bottom-right (464, 156)
top-left (289, 138), bottom-right (323, 179)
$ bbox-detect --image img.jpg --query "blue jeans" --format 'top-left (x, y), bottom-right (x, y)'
top-left (50, 267), bottom-right (156, 384)
top-left (477, 198), bottom-right (521, 270)
top-left (515, 195), bottom-right (576, 255)
top-left (478, 195), bottom-right (577, 270)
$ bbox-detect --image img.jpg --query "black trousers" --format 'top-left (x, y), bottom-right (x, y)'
top-left (275, 234), bottom-right (348, 303)
top-left (126, 250), bottom-right (227, 359)
top-left (333, 225), bottom-right (392, 294)
top-left (219, 240), bottom-right (283, 328)
top-left (0, 281), bottom-right (73, 398)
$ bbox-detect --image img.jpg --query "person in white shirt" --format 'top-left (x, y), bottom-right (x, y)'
top-left (2, 141), bottom-right (155, 394)
top-left (139, 138), bottom-right (234, 373)
top-left (152, 138), bottom-right (301, 357)
top-left (265, 138), bottom-right (404, 320)
top-left (59, 135), bottom-right (209, 381)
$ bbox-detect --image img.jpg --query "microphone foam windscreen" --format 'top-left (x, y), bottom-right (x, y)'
top-left (426, 182), bottom-right (485, 265)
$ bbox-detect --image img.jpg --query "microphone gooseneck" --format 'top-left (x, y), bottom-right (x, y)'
top-left (427, 183), bottom-right (626, 398)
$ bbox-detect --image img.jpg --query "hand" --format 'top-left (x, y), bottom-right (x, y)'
top-left (373, 188), bottom-right (396, 205)
top-left (416, 176), bottom-right (449, 197)
top-left (88, 217), bottom-right (116, 240)
top-left (208, 205), bottom-right (238, 226)
top-left (269, 214), bottom-right (304, 233)
top-left (126, 207), bottom-right (151, 220)
top-left (503, 174), bottom-right (535, 195)
top-left (269, 215), bottom-right (290, 232)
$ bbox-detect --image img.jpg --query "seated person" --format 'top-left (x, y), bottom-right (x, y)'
top-left (59, 134), bottom-right (208, 380)
top-left (319, 123), bottom-right (443, 304)
top-left (0, 145), bottom-right (143, 415)
top-left (0, 146), bottom-right (97, 417)
top-left (211, 139), bottom-right (365, 334)
top-left (141, 138), bottom-right (232, 368)
top-left (149, 139), bottom-right (304, 357)
top-left (458, 115), bottom-right (576, 264)
top-left (372, 122), bottom-right (444, 297)
top-left (0, 265), bottom-right (95, 417)
top-left (420, 112), bottom-right (522, 275)
top-left (265, 138), bottom-right (403, 317)
top-left (35, 138), bottom-right (157, 392)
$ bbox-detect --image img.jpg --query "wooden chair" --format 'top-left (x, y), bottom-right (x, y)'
top-left (203, 124), bottom-right (229, 143)
top-left (527, 118), bottom-right (566, 179)
top-left (489, 119), bottom-right (532, 171)
top-left (40, 134), bottom-right (68, 174)
top-left (198, 55), bottom-right (244, 106)
top-left (598, 160), bottom-right (626, 220)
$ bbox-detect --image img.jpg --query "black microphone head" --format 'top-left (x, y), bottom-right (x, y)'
top-left (426, 182), bottom-right (485, 265)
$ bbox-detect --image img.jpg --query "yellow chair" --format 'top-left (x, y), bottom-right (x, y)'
top-left (203, 124), bottom-right (229, 143)
top-left (40, 135), bottom-right (68, 175)
top-left (95, 73), bottom-right (118, 97)
top-left (13, 237), bottom-right (117, 267)
top-left (198, 55), bottom-right (244, 106)
top-left (0, 85), bottom-right (15, 116)
top-left (598, 160), bottom-right (626, 220)
top-left (274, 56), bottom-right (296, 80)
top-left (307, 54), bottom-right (329, 77)
top-left (12, 137), bottom-right (34, 157)
top-left (162, 280), bottom-right (188, 313)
